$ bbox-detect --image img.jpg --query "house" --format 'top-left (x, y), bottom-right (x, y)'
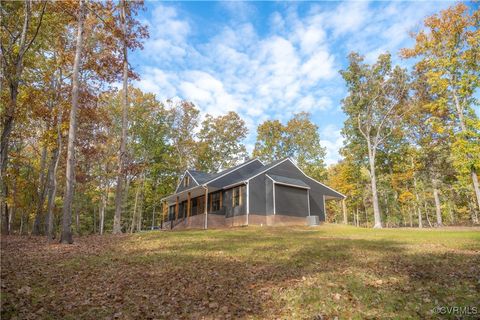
top-left (160, 158), bottom-right (345, 229)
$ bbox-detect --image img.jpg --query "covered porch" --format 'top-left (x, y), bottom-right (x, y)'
top-left (160, 185), bottom-right (222, 229)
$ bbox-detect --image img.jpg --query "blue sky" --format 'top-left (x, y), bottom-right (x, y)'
top-left (129, 1), bottom-right (459, 165)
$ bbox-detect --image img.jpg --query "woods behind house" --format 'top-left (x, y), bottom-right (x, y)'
top-left (0, 2), bottom-right (479, 239)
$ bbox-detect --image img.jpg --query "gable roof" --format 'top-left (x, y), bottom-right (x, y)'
top-left (175, 158), bottom-right (263, 192)
top-left (170, 157), bottom-right (345, 199)
top-left (188, 170), bottom-right (214, 184)
top-left (222, 157), bottom-right (346, 198)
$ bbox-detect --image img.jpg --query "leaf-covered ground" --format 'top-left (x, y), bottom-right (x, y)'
top-left (1, 225), bottom-right (479, 319)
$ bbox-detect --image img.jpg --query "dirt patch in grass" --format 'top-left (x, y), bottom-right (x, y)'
top-left (1, 225), bottom-right (479, 319)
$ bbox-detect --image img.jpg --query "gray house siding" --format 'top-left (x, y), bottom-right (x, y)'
top-left (275, 185), bottom-right (309, 216)
top-left (265, 160), bottom-right (305, 181)
top-left (176, 171), bottom-right (199, 193)
top-left (249, 174), bottom-right (267, 215)
top-left (260, 160), bottom-right (327, 220)
top-left (265, 177), bottom-right (274, 214)
top-left (223, 186), bottom-right (246, 218)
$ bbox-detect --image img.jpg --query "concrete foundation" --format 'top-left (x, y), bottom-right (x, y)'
top-left (166, 213), bottom-right (313, 230)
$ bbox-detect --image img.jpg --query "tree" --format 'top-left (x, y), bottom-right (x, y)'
top-left (196, 112), bottom-right (248, 172)
top-left (60, 0), bottom-right (85, 244)
top-left (253, 112), bottom-right (327, 180)
top-left (0, 0), bottom-right (46, 234)
top-left (341, 53), bottom-right (410, 228)
top-left (406, 69), bottom-right (457, 227)
top-left (166, 100), bottom-right (200, 173)
top-left (253, 120), bottom-right (285, 163)
top-left (113, 0), bottom-right (129, 235)
top-left (284, 113), bottom-right (327, 181)
top-left (401, 3), bottom-right (480, 215)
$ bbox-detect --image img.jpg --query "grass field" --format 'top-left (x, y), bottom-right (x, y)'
top-left (1, 224), bottom-right (479, 319)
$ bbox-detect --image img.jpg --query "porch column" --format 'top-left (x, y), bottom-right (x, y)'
top-left (246, 182), bottom-right (249, 225)
top-left (187, 192), bottom-right (191, 218)
top-left (175, 196), bottom-right (179, 221)
top-left (323, 195), bottom-right (327, 222)
top-left (204, 187), bottom-right (208, 229)
top-left (160, 201), bottom-right (164, 228)
top-left (342, 199), bottom-right (347, 224)
top-left (307, 189), bottom-right (311, 216)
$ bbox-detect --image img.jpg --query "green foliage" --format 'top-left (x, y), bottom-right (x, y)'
top-left (253, 112), bottom-right (327, 181)
top-left (196, 111), bottom-right (248, 172)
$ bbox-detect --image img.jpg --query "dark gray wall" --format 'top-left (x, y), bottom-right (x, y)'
top-left (265, 177), bottom-right (274, 214)
top-left (275, 184), bottom-right (309, 217)
top-left (223, 186), bottom-right (246, 217)
top-left (249, 174), bottom-right (267, 214)
top-left (249, 160), bottom-right (326, 220)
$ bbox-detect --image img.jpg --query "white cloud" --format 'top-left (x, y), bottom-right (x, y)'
top-left (134, 1), bottom-right (455, 166)
top-left (320, 124), bottom-right (344, 166)
top-left (326, 1), bottom-right (371, 36)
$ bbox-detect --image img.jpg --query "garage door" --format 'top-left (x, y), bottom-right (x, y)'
top-left (275, 184), bottom-right (309, 217)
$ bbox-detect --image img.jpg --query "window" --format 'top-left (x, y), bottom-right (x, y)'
top-left (211, 192), bottom-right (221, 211)
top-left (183, 175), bottom-right (189, 187)
top-left (191, 198), bottom-right (197, 215)
top-left (232, 186), bottom-right (242, 207)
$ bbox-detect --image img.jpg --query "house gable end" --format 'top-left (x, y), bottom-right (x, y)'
top-left (175, 171), bottom-right (199, 193)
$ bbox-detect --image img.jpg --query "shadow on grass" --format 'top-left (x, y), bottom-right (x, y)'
top-left (2, 228), bottom-right (479, 319)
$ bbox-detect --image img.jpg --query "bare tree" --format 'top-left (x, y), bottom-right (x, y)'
top-left (60, 0), bottom-right (85, 244)
top-left (113, 0), bottom-right (129, 234)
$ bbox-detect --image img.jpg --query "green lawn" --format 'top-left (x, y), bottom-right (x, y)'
top-left (1, 225), bottom-right (479, 319)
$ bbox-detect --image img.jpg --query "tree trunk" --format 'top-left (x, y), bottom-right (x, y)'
top-left (9, 169), bottom-right (19, 234)
top-left (356, 207), bottom-right (360, 227)
top-left (432, 178), bottom-right (443, 227)
top-left (20, 211), bottom-right (24, 235)
top-left (93, 206), bottom-right (96, 234)
top-left (75, 205), bottom-right (80, 235)
top-left (409, 206), bottom-right (413, 227)
top-left (99, 188), bottom-right (106, 235)
top-left (352, 206), bottom-right (356, 226)
top-left (60, 0), bottom-right (85, 244)
top-left (448, 189), bottom-right (456, 224)
top-left (448, 202), bottom-right (454, 225)
top-left (424, 201), bottom-right (432, 227)
top-left (130, 181), bottom-right (141, 233)
top-left (471, 170), bottom-right (480, 221)
top-left (151, 204), bottom-right (156, 230)
top-left (113, 0), bottom-right (129, 234)
top-left (412, 167), bottom-right (422, 228)
top-left (367, 144), bottom-right (382, 228)
top-left (362, 195), bottom-right (369, 227)
top-left (32, 144), bottom-right (48, 235)
top-left (46, 126), bottom-right (61, 241)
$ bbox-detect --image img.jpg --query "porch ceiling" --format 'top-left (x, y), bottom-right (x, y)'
top-left (324, 195), bottom-right (344, 200)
